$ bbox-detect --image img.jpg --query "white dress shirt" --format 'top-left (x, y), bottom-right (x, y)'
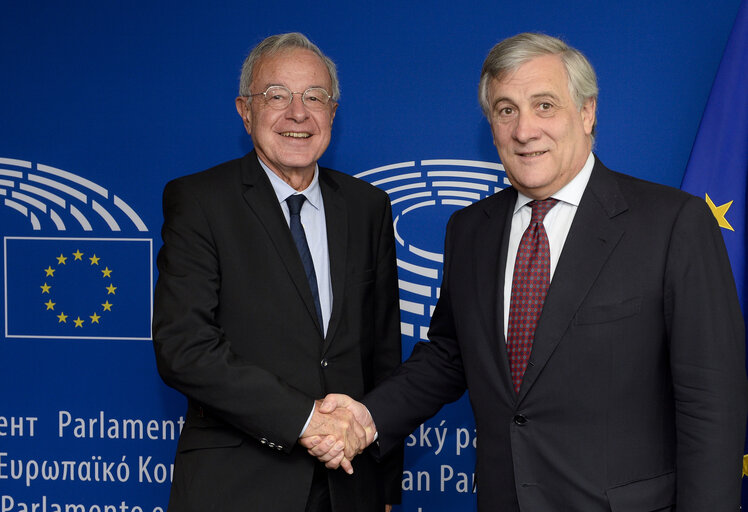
top-left (503, 152), bottom-right (595, 338)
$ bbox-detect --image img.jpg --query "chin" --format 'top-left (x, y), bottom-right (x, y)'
top-left (277, 153), bottom-right (317, 168)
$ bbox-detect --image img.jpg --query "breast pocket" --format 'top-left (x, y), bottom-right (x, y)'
top-left (574, 296), bottom-right (642, 325)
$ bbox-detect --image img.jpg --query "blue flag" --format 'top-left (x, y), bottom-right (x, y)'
top-left (681, 0), bottom-right (747, 311)
top-left (3, 237), bottom-right (152, 339)
top-left (680, 0), bottom-right (748, 499)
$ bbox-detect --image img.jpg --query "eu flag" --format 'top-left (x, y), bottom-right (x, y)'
top-left (680, 0), bottom-right (748, 500)
top-left (4, 237), bottom-right (152, 339)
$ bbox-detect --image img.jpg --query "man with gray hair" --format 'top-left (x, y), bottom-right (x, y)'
top-left (153, 32), bottom-right (402, 511)
top-left (305, 32), bottom-right (746, 511)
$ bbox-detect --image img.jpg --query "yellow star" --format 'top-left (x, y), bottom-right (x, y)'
top-left (74, 317), bottom-right (84, 328)
top-left (705, 194), bottom-right (734, 231)
top-left (90, 312), bottom-right (101, 324)
top-left (57, 312), bottom-right (68, 323)
top-left (743, 454), bottom-right (748, 478)
top-left (56, 254), bottom-right (67, 265)
top-left (73, 250), bottom-right (84, 260)
top-left (44, 266), bottom-right (55, 277)
top-left (44, 300), bottom-right (55, 310)
top-left (102, 300), bottom-right (113, 311)
top-left (101, 267), bottom-right (113, 278)
top-left (106, 284), bottom-right (117, 295)
top-left (40, 282), bottom-right (51, 294)
top-left (89, 254), bottom-right (100, 265)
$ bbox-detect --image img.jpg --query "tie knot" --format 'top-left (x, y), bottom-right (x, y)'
top-left (530, 198), bottom-right (558, 223)
top-left (286, 194), bottom-right (307, 215)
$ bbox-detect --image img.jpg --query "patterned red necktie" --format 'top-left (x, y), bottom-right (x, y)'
top-left (507, 198), bottom-right (558, 393)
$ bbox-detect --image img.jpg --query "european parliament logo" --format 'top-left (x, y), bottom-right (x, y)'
top-left (1, 157), bottom-right (152, 341)
top-left (0, 157), bottom-right (147, 232)
top-left (356, 159), bottom-right (509, 341)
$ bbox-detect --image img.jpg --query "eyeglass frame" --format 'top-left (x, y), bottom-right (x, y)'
top-left (244, 85), bottom-right (336, 111)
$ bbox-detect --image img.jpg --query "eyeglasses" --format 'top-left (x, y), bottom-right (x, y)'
top-left (247, 86), bottom-right (334, 111)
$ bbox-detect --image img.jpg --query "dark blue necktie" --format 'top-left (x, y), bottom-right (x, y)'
top-left (286, 194), bottom-right (324, 333)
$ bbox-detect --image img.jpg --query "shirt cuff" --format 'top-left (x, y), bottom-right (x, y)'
top-left (299, 404), bottom-right (315, 437)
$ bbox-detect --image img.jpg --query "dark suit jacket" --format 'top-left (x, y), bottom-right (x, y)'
top-left (153, 151), bottom-right (402, 511)
top-left (365, 157), bottom-right (747, 511)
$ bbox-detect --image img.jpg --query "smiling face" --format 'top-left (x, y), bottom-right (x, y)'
top-left (487, 54), bottom-right (595, 199)
top-left (235, 48), bottom-right (337, 183)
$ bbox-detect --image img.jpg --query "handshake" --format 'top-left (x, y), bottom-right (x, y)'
top-left (299, 393), bottom-right (374, 475)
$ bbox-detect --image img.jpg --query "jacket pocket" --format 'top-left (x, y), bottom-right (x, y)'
top-left (574, 296), bottom-right (641, 325)
top-left (177, 424), bottom-right (244, 453)
top-left (605, 471), bottom-right (675, 512)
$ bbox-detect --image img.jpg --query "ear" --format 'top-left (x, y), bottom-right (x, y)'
top-left (329, 102), bottom-right (338, 125)
top-left (580, 97), bottom-right (596, 135)
top-left (235, 97), bottom-right (252, 134)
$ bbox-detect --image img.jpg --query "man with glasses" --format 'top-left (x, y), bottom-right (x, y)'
top-left (153, 32), bottom-right (401, 512)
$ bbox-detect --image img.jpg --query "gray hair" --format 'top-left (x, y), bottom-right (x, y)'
top-left (238, 32), bottom-right (340, 101)
top-left (478, 33), bottom-right (598, 139)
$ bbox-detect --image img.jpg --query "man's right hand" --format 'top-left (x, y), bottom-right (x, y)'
top-left (299, 394), bottom-right (376, 471)
top-left (299, 397), bottom-right (369, 474)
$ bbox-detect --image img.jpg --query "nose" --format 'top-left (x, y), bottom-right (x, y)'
top-left (513, 110), bottom-right (540, 143)
top-left (286, 93), bottom-right (309, 121)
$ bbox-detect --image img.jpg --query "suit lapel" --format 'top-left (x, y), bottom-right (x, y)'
top-left (474, 189), bottom-right (518, 398)
top-left (240, 152), bottom-right (325, 337)
top-left (319, 171), bottom-right (347, 350)
top-left (517, 158), bottom-right (628, 401)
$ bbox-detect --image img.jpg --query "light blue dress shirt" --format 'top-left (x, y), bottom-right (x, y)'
top-left (258, 158), bottom-right (333, 337)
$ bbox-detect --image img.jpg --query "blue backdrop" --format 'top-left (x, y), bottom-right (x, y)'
top-left (1, 1), bottom-right (744, 510)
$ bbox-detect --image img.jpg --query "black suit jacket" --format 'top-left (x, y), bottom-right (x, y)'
top-left (153, 151), bottom-right (402, 511)
top-left (365, 157), bottom-right (746, 511)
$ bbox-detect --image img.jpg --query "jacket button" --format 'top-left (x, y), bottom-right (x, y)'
top-left (320, 358), bottom-right (328, 368)
top-left (513, 414), bottom-right (528, 425)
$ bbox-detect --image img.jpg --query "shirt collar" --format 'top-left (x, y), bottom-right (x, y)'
top-left (513, 152), bottom-right (595, 213)
top-left (257, 156), bottom-right (322, 211)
